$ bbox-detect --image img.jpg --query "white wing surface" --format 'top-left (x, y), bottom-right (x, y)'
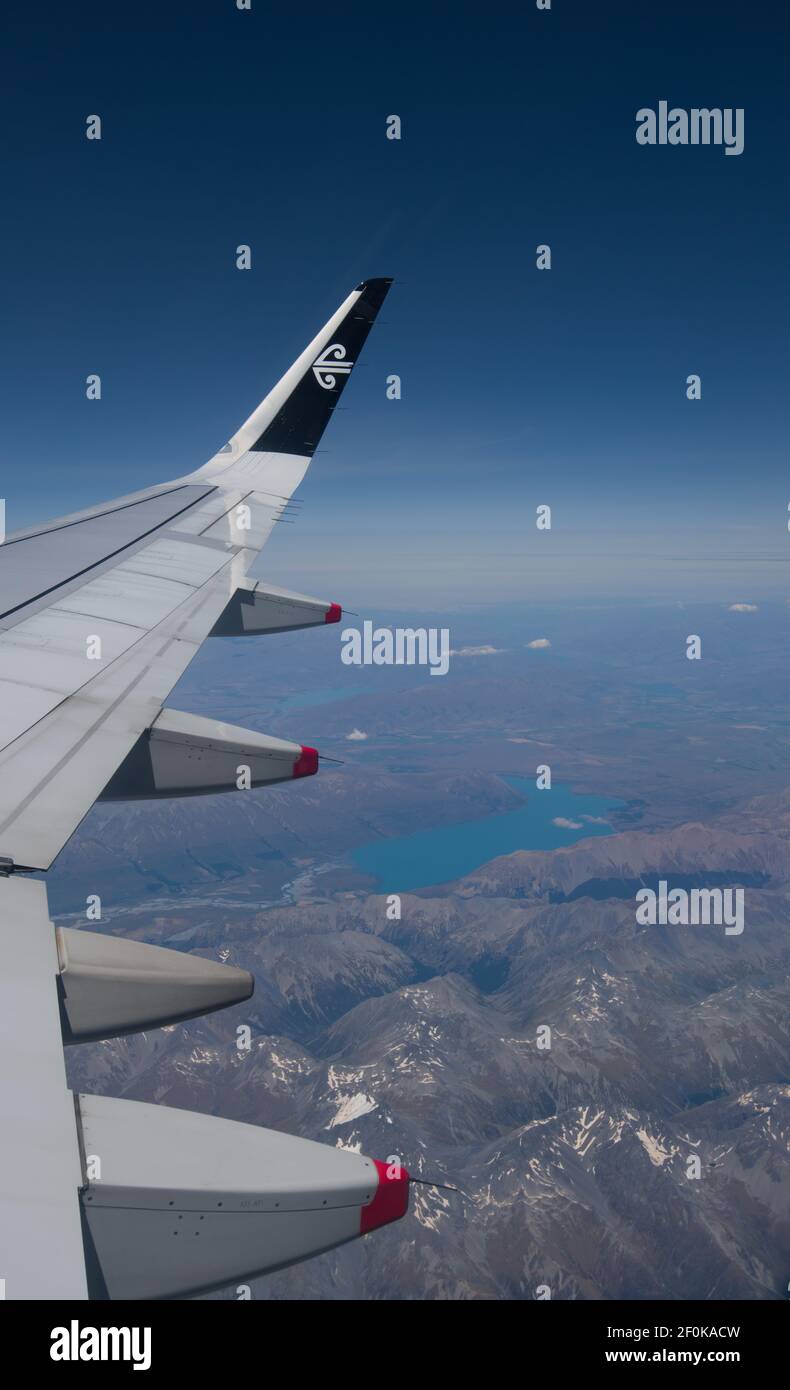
top-left (0, 279), bottom-right (412, 1302)
top-left (0, 277), bottom-right (392, 871)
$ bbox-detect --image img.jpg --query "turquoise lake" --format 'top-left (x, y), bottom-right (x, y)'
top-left (350, 777), bottom-right (625, 893)
top-left (273, 684), bottom-right (366, 711)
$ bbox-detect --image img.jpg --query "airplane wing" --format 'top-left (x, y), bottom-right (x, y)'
top-left (0, 279), bottom-right (411, 1301)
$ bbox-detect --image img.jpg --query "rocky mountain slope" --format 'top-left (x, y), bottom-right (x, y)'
top-left (64, 790), bottom-right (790, 1299)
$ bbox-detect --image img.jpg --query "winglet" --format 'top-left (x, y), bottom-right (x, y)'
top-left (208, 278), bottom-right (392, 465)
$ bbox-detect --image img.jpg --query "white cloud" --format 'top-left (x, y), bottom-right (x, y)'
top-left (526, 638), bottom-right (551, 649)
top-left (450, 644), bottom-right (504, 657)
top-left (728, 603), bottom-right (758, 612)
top-left (552, 817), bottom-right (583, 830)
top-left (345, 728), bottom-right (368, 741)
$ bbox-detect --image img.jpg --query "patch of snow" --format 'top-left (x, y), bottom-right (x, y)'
top-left (636, 1128), bottom-right (673, 1166)
top-left (326, 1092), bottom-right (378, 1128)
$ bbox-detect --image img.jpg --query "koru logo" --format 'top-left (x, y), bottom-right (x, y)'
top-left (312, 343), bottom-right (354, 390)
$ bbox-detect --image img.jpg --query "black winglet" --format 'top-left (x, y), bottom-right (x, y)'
top-left (250, 278), bottom-right (393, 456)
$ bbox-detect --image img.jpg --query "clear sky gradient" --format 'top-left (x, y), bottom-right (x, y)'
top-left (1, 0), bottom-right (788, 605)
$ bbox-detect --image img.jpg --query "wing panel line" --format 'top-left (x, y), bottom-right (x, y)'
top-left (0, 487), bottom-right (217, 621)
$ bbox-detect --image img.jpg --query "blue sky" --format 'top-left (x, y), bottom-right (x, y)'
top-left (1, 0), bottom-right (788, 605)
